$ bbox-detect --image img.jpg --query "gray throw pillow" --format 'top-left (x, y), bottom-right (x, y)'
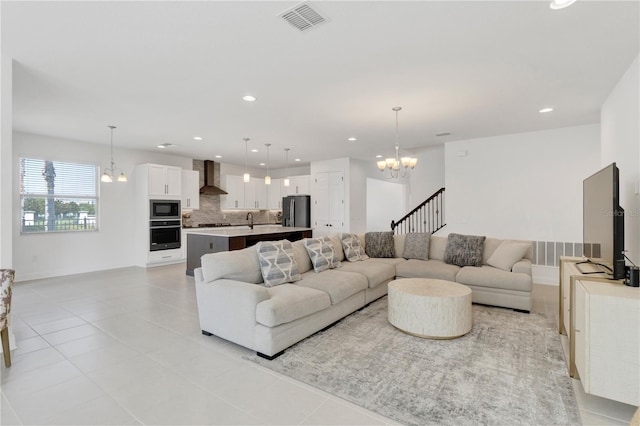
top-left (304, 237), bottom-right (341, 273)
top-left (444, 233), bottom-right (486, 267)
top-left (365, 232), bottom-right (395, 258)
top-left (256, 240), bottom-right (301, 287)
top-left (403, 232), bottom-right (431, 260)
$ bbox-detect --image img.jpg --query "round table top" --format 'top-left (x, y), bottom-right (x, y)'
top-left (389, 278), bottom-right (471, 298)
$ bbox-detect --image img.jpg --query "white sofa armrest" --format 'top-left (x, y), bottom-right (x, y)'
top-left (512, 259), bottom-right (532, 275)
top-left (195, 278), bottom-right (270, 350)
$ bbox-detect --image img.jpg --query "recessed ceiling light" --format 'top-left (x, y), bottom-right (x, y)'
top-left (375, 155), bottom-right (383, 158)
top-left (215, 155), bottom-right (222, 158)
top-left (243, 95), bottom-right (257, 102)
top-left (550, 0), bottom-right (577, 10)
top-left (347, 137), bottom-right (357, 141)
top-left (157, 143), bottom-right (174, 149)
top-left (193, 136), bottom-right (203, 141)
top-left (539, 107), bottom-right (554, 113)
top-left (251, 149), bottom-right (259, 153)
top-left (294, 158), bottom-right (301, 162)
top-left (259, 162), bottom-right (266, 166)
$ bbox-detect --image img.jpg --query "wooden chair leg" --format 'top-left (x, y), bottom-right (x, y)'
top-left (1, 327), bottom-right (11, 367)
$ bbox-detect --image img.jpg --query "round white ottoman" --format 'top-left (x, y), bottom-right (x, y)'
top-left (388, 278), bottom-right (472, 339)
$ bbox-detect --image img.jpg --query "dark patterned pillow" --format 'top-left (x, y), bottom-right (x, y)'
top-left (256, 240), bottom-right (301, 286)
top-left (365, 232), bottom-right (395, 258)
top-left (444, 233), bottom-right (486, 267)
top-left (403, 232), bottom-right (431, 260)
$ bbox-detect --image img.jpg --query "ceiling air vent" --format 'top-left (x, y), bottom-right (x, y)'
top-left (280, 2), bottom-right (327, 32)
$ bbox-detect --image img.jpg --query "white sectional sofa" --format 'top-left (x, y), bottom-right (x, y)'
top-left (194, 233), bottom-right (533, 358)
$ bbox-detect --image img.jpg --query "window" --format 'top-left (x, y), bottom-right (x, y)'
top-left (19, 158), bottom-right (99, 233)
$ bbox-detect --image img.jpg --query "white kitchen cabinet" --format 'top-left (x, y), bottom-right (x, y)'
top-left (147, 164), bottom-right (182, 198)
top-left (253, 178), bottom-right (267, 209)
top-left (268, 178), bottom-right (283, 209)
top-left (571, 279), bottom-right (640, 406)
top-left (181, 170), bottom-right (200, 210)
top-left (221, 176), bottom-right (269, 210)
top-left (245, 178), bottom-right (267, 209)
top-left (312, 171), bottom-right (344, 236)
top-left (283, 175), bottom-right (310, 196)
top-left (221, 175), bottom-right (245, 209)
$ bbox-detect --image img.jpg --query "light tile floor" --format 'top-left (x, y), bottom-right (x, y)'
top-left (0, 264), bottom-right (637, 425)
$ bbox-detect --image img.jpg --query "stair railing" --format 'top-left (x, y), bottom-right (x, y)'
top-left (391, 187), bottom-right (445, 234)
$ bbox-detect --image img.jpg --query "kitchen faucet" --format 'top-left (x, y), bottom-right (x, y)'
top-left (246, 212), bottom-right (254, 230)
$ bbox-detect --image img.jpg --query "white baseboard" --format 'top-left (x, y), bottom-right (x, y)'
top-left (532, 265), bottom-right (559, 286)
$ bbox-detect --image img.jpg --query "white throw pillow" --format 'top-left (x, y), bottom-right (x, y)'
top-left (256, 240), bottom-right (301, 287)
top-left (340, 233), bottom-right (369, 262)
top-left (304, 237), bottom-right (341, 273)
top-left (486, 241), bottom-right (531, 271)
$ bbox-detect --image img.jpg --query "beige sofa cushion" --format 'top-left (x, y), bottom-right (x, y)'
top-left (256, 284), bottom-right (331, 327)
top-left (486, 241), bottom-right (532, 271)
top-left (393, 234), bottom-right (406, 258)
top-left (368, 257), bottom-right (407, 267)
top-left (429, 236), bottom-right (448, 261)
top-left (483, 237), bottom-right (534, 263)
top-left (298, 270), bottom-right (368, 305)
top-left (201, 247), bottom-right (262, 284)
top-left (456, 265), bottom-right (532, 292)
top-left (292, 240), bottom-right (312, 274)
top-left (338, 259), bottom-right (396, 288)
top-left (327, 234), bottom-right (345, 261)
top-left (395, 259), bottom-right (460, 282)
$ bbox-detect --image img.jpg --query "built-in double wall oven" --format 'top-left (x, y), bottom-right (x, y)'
top-left (149, 200), bottom-right (181, 251)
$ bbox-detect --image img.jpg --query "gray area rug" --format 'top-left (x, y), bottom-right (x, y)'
top-left (248, 297), bottom-right (580, 426)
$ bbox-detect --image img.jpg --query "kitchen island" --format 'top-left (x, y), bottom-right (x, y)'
top-left (185, 226), bottom-right (312, 276)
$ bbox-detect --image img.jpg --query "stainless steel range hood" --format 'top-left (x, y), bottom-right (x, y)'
top-left (199, 161), bottom-right (228, 195)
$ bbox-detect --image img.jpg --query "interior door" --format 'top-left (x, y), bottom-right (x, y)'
top-left (313, 173), bottom-right (330, 236)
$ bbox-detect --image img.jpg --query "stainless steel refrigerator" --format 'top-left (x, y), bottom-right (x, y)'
top-left (282, 195), bottom-right (311, 227)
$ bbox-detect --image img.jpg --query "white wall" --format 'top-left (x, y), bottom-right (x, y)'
top-left (1, 57), bottom-right (13, 269)
top-left (601, 55), bottom-right (640, 265)
top-left (445, 125), bottom-right (600, 242)
top-left (366, 178), bottom-right (406, 231)
top-left (408, 145), bottom-right (445, 208)
top-left (13, 132), bottom-right (193, 281)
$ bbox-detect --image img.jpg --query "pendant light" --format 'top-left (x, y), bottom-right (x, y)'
top-left (101, 125), bottom-right (127, 183)
top-left (264, 143), bottom-right (271, 185)
top-left (550, 0), bottom-right (577, 9)
top-left (283, 148), bottom-right (290, 187)
top-left (376, 107), bottom-right (417, 179)
top-left (243, 138), bottom-right (250, 183)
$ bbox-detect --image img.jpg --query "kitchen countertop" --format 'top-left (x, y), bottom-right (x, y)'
top-left (183, 223), bottom-right (281, 229)
top-left (185, 225), bottom-right (310, 237)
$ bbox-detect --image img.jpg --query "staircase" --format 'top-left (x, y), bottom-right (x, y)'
top-left (391, 187), bottom-right (445, 235)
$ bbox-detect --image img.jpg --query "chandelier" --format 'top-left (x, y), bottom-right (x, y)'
top-left (376, 107), bottom-right (417, 178)
top-left (101, 125), bottom-right (127, 183)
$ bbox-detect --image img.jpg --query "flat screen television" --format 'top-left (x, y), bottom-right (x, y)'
top-left (582, 162), bottom-right (625, 279)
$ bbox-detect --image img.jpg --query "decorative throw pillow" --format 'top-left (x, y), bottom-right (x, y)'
top-left (403, 232), bottom-right (431, 260)
top-left (444, 233), bottom-right (486, 267)
top-left (256, 240), bottom-right (301, 287)
top-left (304, 237), bottom-right (341, 273)
top-left (365, 232), bottom-right (395, 258)
top-left (341, 233), bottom-right (369, 262)
top-left (487, 241), bottom-right (531, 271)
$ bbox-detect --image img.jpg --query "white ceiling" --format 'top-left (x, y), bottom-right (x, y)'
top-left (2, 1), bottom-right (638, 169)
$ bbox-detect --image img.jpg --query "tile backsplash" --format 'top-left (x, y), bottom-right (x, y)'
top-left (184, 160), bottom-right (280, 226)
